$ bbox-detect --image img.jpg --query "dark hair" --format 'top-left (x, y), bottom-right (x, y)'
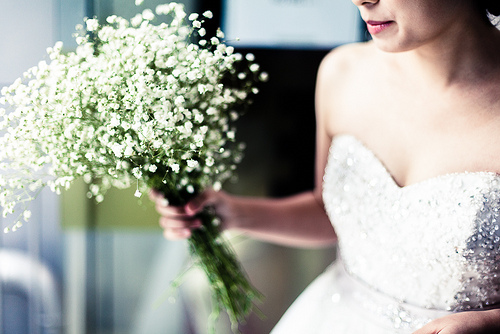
top-left (477, 0), bottom-right (500, 19)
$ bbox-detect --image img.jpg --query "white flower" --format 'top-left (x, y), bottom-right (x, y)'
top-left (135, 0), bottom-right (144, 5)
top-left (86, 19), bottom-right (99, 32)
top-left (131, 14), bottom-right (143, 27)
top-left (250, 64), bottom-right (260, 72)
top-left (111, 143), bottom-right (124, 157)
top-left (187, 159), bottom-right (198, 168)
top-left (210, 37), bottom-right (219, 45)
top-left (124, 146), bottom-right (134, 156)
top-left (213, 181), bottom-right (222, 191)
top-left (134, 189), bottom-right (142, 197)
top-left (216, 28), bottom-right (224, 39)
top-left (142, 9), bottom-right (155, 21)
top-left (174, 95), bottom-right (185, 105)
top-left (202, 10), bottom-right (213, 19)
top-left (132, 167), bottom-right (142, 179)
top-left (245, 53), bottom-right (255, 62)
top-left (155, 4), bottom-right (170, 15)
top-left (206, 107), bottom-right (217, 115)
top-left (23, 210), bottom-right (32, 221)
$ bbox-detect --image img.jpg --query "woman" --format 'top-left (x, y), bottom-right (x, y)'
top-left (150, 0), bottom-right (500, 332)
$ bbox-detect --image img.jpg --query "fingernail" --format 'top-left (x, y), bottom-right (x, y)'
top-left (160, 198), bottom-right (169, 207)
top-left (186, 202), bottom-right (196, 214)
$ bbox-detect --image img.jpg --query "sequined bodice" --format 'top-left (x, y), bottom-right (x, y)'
top-left (323, 135), bottom-right (500, 311)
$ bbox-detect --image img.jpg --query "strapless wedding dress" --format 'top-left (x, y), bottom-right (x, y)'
top-left (271, 135), bottom-right (500, 333)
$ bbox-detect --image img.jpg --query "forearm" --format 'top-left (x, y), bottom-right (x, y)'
top-left (414, 308), bottom-right (500, 334)
top-left (227, 191), bottom-right (337, 248)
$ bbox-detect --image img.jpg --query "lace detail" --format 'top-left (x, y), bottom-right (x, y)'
top-left (323, 135), bottom-right (500, 311)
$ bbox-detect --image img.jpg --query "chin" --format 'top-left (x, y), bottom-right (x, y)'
top-left (371, 39), bottom-right (416, 53)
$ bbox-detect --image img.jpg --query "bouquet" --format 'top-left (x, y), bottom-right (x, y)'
top-left (0, 2), bottom-right (266, 331)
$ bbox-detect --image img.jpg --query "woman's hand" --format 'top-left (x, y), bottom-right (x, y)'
top-left (413, 309), bottom-right (500, 334)
top-left (149, 188), bottom-right (234, 240)
top-left (150, 189), bottom-right (336, 247)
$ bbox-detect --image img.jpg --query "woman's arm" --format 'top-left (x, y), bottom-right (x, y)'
top-left (412, 309), bottom-right (500, 334)
top-left (150, 50), bottom-right (344, 248)
top-left (151, 189), bottom-right (335, 248)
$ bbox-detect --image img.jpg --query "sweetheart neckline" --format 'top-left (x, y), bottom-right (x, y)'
top-left (332, 134), bottom-right (500, 190)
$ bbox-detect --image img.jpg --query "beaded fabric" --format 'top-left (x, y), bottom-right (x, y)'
top-left (272, 134), bottom-right (500, 334)
top-left (324, 135), bottom-right (500, 311)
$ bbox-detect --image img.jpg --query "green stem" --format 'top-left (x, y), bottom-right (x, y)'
top-left (188, 208), bottom-right (262, 332)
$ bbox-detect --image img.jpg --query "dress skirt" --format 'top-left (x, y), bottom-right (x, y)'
top-left (270, 261), bottom-right (451, 334)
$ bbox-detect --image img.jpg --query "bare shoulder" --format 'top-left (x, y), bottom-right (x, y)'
top-left (315, 42), bottom-right (377, 136)
top-left (317, 42), bottom-right (374, 82)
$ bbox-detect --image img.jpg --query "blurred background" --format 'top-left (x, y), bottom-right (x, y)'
top-left (0, 0), bottom-right (363, 333)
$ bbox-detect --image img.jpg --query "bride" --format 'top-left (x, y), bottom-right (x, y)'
top-left (150, 0), bottom-right (500, 332)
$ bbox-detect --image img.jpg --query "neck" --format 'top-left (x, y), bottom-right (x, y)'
top-left (388, 18), bottom-right (500, 89)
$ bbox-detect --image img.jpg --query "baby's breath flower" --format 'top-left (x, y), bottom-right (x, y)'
top-left (23, 210), bottom-right (32, 222)
top-left (245, 53), bottom-right (255, 62)
top-left (216, 28), bottom-right (224, 39)
top-left (142, 9), bottom-right (155, 21)
top-left (86, 19), bottom-right (99, 32)
top-left (132, 167), bottom-right (142, 179)
top-left (187, 159), bottom-right (199, 169)
top-left (210, 37), bottom-right (219, 45)
top-left (259, 72), bottom-right (269, 82)
top-left (250, 63), bottom-right (260, 72)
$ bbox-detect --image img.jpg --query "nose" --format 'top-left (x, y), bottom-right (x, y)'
top-left (351, 0), bottom-right (378, 7)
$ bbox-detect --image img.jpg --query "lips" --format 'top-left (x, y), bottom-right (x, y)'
top-left (366, 20), bottom-right (394, 35)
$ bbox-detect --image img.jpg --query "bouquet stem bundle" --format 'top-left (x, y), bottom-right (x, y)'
top-left (189, 209), bottom-right (261, 331)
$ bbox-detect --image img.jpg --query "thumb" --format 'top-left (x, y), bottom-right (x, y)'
top-left (185, 189), bottom-right (219, 215)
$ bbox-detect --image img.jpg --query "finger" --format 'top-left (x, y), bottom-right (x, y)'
top-left (159, 216), bottom-right (202, 230)
top-left (148, 189), bottom-right (160, 201)
top-left (148, 189), bottom-right (168, 203)
top-left (155, 201), bottom-right (192, 218)
top-left (163, 227), bottom-right (192, 240)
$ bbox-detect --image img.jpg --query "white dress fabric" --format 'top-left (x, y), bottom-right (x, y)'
top-left (271, 135), bottom-right (500, 333)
